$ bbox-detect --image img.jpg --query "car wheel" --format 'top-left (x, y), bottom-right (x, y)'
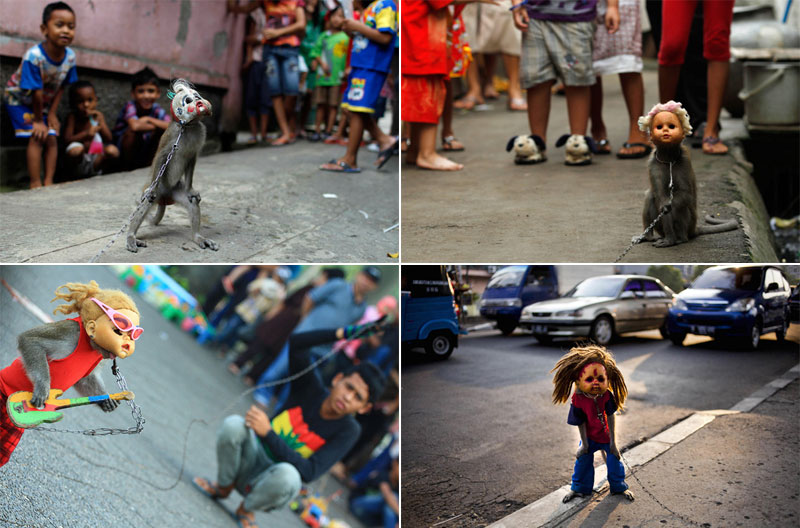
top-left (497, 321), bottom-right (517, 336)
top-left (425, 331), bottom-right (455, 360)
top-left (590, 316), bottom-right (614, 346)
top-left (533, 334), bottom-right (553, 345)
top-left (747, 319), bottom-right (762, 350)
top-left (669, 332), bottom-right (686, 346)
top-left (775, 315), bottom-right (788, 342)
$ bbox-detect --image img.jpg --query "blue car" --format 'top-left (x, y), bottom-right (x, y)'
top-left (666, 265), bottom-right (792, 349)
top-left (479, 265), bottom-right (559, 335)
top-left (402, 265), bottom-right (466, 360)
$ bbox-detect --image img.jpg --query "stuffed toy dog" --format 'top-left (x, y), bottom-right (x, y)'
top-left (506, 135), bottom-right (546, 165)
top-left (555, 134), bottom-right (597, 166)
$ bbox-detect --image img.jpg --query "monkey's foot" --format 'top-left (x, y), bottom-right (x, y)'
top-left (562, 490), bottom-right (589, 503)
top-left (653, 238), bottom-right (677, 248)
top-left (612, 489), bottom-right (635, 501)
top-left (188, 191), bottom-right (202, 204)
top-left (195, 235), bottom-right (219, 251)
top-left (126, 236), bottom-right (147, 252)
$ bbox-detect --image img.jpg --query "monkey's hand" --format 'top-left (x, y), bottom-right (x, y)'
top-left (98, 398), bottom-right (119, 412)
top-left (31, 385), bottom-right (50, 409)
top-left (609, 443), bottom-right (621, 460)
top-left (576, 445), bottom-right (589, 459)
top-left (144, 190), bottom-right (157, 203)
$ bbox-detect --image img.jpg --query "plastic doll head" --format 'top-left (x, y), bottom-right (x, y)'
top-left (168, 79), bottom-right (212, 125)
top-left (52, 280), bottom-right (140, 359)
top-left (576, 362), bottom-right (609, 396)
top-left (41, 2), bottom-right (75, 49)
top-left (551, 344), bottom-right (628, 410)
top-left (649, 111), bottom-right (685, 147)
top-left (638, 100), bottom-right (692, 141)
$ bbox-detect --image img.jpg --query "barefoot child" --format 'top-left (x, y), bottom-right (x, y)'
top-left (2, 1), bottom-right (78, 188)
top-left (63, 80), bottom-right (119, 177)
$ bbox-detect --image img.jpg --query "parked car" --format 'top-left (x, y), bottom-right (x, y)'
top-left (479, 265), bottom-right (559, 335)
top-left (518, 275), bottom-right (674, 346)
top-left (666, 265), bottom-right (792, 349)
top-left (402, 265), bottom-right (466, 360)
top-left (790, 284), bottom-right (800, 323)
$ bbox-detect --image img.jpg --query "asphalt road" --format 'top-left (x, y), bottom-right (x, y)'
top-left (0, 266), bottom-right (364, 528)
top-left (400, 326), bottom-right (800, 528)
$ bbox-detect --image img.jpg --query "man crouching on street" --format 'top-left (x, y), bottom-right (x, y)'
top-left (193, 322), bottom-right (387, 528)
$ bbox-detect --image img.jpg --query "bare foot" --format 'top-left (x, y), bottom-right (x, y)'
top-left (227, 363), bottom-right (240, 375)
top-left (416, 152), bottom-right (464, 171)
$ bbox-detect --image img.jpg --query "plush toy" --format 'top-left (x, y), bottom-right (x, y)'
top-left (555, 134), bottom-right (598, 166)
top-left (551, 344), bottom-right (634, 503)
top-left (0, 280), bottom-right (141, 466)
top-left (506, 134), bottom-right (546, 165)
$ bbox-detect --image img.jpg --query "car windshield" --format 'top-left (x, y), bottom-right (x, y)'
top-left (487, 267), bottom-right (525, 289)
top-left (565, 277), bottom-right (626, 298)
top-left (692, 268), bottom-right (762, 291)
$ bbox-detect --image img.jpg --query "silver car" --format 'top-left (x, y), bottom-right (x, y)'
top-left (519, 275), bottom-right (675, 345)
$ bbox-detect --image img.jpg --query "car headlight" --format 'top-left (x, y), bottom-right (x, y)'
top-left (673, 299), bottom-right (688, 311)
top-left (555, 309), bottom-right (583, 317)
top-left (508, 299), bottom-right (522, 307)
top-left (726, 297), bottom-right (755, 312)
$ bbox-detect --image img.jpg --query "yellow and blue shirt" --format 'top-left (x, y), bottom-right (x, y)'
top-left (349, 0), bottom-right (397, 73)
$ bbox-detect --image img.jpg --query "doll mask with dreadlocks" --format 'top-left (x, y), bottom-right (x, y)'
top-left (551, 345), bottom-right (627, 410)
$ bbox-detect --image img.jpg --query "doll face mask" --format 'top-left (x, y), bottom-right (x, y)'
top-left (577, 362), bottom-right (608, 396)
top-left (650, 111), bottom-right (684, 147)
top-left (169, 80), bottom-right (212, 125)
top-left (85, 299), bottom-right (141, 359)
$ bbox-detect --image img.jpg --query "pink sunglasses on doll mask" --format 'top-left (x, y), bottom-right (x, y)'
top-left (89, 297), bottom-right (143, 340)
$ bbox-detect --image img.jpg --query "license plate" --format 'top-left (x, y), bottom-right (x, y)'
top-left (533, 325), bottom-right (548, 334)
top-left (691, 325), bottom-right (715, 336)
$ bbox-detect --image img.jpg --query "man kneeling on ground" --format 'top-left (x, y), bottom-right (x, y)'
top-left (193, 322), bottom-right (386, 528)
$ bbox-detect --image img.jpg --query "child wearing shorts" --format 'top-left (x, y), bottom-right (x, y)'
top-left (309, 6), bottom-right (349, 141)
top-left (63, 80), bottom-right (119, 178)
top-left (3, 1), bottom-right (77, 188)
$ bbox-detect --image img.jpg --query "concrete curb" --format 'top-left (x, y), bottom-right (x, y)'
top-left (487, 363), bottom-right (800, 528)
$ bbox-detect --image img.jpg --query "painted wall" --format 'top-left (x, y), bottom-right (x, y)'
top-left (0, 0), bottom-right (247, 131)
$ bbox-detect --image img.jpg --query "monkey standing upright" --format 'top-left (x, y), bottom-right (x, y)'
top-left (126, 78), bottom-right (218, 253)
top-left (0, 281), bottom-right (141, 466)
top-left (636, 101), bottom-right (738, 248)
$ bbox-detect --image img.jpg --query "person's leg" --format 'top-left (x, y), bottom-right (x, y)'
top-left (440, 79), bottom-right (464, 151)
top-left (589, 76), bottom-right (609, 151)
top-left (570, 444), bottom-right (595, 495)
top-left (526, 81), bottom-right (554, 142)
top-left (503, 53), bottom-right (526, 110)
top-left (617, 72), bottom-right (650, 156)
top-left (243, 461), bottom-right (302, 513)
top-left (701, 0), bottom-right (733, 154)
top-left (604, 445), bottom-right (629, 494)
top-left (364, 115), bottom-right (396, 153)
top-left (563, 85), bottom-right (590, 136)
top-left (453, 59), bottom-right (485, 109)
top-left (658, 0), bottom-right (696, 102)
top-left (314, 102), bottom-right (325, 133)
top-left (326, 103), bottom-right (338, 135)
top-left (215, 415), bottom-right (265, 492)
top-left (26, 136), bottom-right (44, 188)
top-left (254, 343), bottom-right (290, 405)
top-left (701, 60), bottom-right (729, 154)
top-left (349, 494), bottom-right (386, 526)
top-left (339, 111), bottom-right (364, 167)
top-left (414, 122), bottom-right (463, 171)
top-left (483, 52), bottom-right (499, 99)
top-left (383, 496), bottom-right (399, 528)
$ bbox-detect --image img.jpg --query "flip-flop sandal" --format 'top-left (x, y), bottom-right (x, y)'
top-left (320, 159), bottom-right (361, 173)
top-left (376, 138), bottom-right (399, 169)
top-left (453, 95), bottom-right (483, 110)
top-left (441, 135), bottom-right (465, 152)
top-left (270, 137), bottom-right (293, 146)
top-left (616, 142), bottom-right (652, 159)
top-left (235, 511), bottom-right (259, 528)
top-left (508, 98), bottom-right (528, 111)
top-left (192, 476), bottom-right (224, 500)
top-left (702, 136), bottom-right (728, 155)
top-left (594, 138), bottom-right (611, 155)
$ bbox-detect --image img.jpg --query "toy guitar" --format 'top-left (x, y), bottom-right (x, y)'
top-left (6, 388), bottom-right (135, 429)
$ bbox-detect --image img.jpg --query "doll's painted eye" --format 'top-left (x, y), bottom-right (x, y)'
top-left (597, 376), bottom-right (605, 382)
top-left (113, 328), bottom-right (123, 336)
top-left (184, 96), bottom-right (193, 104)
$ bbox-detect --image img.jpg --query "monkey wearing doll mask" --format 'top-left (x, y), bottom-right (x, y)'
top-left (0, 281), bottom-right (141, 466)
top-left (551, 345), bottom-right (634, 503)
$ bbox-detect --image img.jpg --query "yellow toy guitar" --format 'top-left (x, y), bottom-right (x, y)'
top-left (7, 389), bottom-right (135, 429)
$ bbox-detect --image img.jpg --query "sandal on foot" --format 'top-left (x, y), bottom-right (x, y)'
top-left (192, 476), bottom-right (225, 500)
top-left (376, 138), bottom-right (399, 169)
top-left (594, 138), bottom-right (611, 155)
top-left (702, 136), bottom-right (728, 155)
top-left (441, 135), bottom-right (465, 152)
top-left (616, 142), bottom-right (652, 159)
top-left (453, 94), bottom-right (483, 110)
top-left (508, 97), bottom-right (528, 111)
top-left (234, 509), bottom-right (259, 528)
top-left (320, 159), bottom-right (361, 173)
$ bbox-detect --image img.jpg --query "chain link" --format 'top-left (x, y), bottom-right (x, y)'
top-left (615, 158), bottom-right (674, 263)
top-left (32, 359), bottom-right (145, 436)
top-left (88, 125), bottom-right (185, 263)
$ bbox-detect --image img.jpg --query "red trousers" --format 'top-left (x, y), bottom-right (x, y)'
top-left (658, 0), bottom-right (734, 65)
top-left (0, 392), bottom-right (24, 467)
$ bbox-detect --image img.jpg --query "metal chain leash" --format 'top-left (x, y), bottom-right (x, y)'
top-left (88, 125), bottom-right (185, 263)
top-left (619, 450), bottom-right (705, 527)
top-left (32, 359), bottom-right (145, 436)
top-left (614, 157), bottom-right (675, 263)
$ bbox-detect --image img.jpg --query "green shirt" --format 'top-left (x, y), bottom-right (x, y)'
top-left (311, 30), bottom-right (350, 87)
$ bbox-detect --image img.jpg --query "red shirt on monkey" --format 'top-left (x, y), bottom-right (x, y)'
top-left (0, 280), bottom-right (141, 466)
top-left (551, 345), bottom-right (635, 503)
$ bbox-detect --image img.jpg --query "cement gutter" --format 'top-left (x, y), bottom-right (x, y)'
top-left (487, 363), bottom-right (800, 528)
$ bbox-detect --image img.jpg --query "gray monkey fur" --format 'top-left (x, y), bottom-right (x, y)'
top-left (125, 115), bottom-right (219, 252)
top-left (17, 319), bottom-right (118, 411)
top-left (639, 143), bottom-right (738, 247)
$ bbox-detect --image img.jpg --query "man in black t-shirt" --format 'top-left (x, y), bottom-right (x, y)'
top-left (193, 322), bottom-right (386, 528)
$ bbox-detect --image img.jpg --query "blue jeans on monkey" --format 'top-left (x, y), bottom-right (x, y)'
top-left (571, 439), bottom-right (628, 495)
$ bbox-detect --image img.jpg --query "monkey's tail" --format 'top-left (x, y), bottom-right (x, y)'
top-left (697, 215), bottom-right (738, 235)
top-left (150, 201), bottom-right (166, 226)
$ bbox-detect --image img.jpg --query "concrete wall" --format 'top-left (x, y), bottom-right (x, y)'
top-left (0, 0), bottom-right (247, 133)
